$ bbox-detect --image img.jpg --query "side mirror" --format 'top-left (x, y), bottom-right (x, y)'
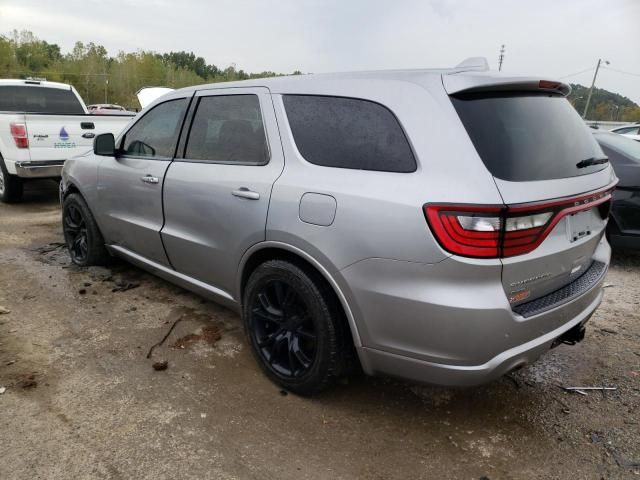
top-left (94, 133), bottom-right (116, 156)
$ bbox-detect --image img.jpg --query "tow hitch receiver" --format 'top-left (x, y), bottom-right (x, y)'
top-left (552, 323), bottom-right (586, 348)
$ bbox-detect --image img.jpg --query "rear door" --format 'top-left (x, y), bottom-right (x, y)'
top-left (161, 87), bottom-right (284, 297)
top-left (97, 96), bottom-right (190, 266)
top-left (447, 81), bottom-right (616, 305)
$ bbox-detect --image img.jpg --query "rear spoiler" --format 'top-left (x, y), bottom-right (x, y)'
top-left (443, 75), bottom-right (571, 97)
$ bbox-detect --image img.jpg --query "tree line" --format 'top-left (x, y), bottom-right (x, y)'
top-left (568, 83), bottom-right (640, 122)
top-left (0, 30), bottom-right (299, 109)
top-left (0, 30), bottom-right (639, 121)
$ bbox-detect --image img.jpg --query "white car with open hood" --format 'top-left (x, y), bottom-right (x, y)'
top-left (0, 78), bottom-right (135, 202)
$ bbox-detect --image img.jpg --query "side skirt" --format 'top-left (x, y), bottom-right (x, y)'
top-left (106, 244), bottom-right (239, 311)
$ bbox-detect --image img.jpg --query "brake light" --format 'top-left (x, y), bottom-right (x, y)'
top-left (10, 123), bottom-right (28, 149)
top-left (539, 80), bottom-right (561, 90)
top-left (424, 184), bottom-right (616, 259)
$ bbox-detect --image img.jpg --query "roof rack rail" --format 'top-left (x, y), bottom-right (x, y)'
top-left (454, 57), bottom-right (489, 72)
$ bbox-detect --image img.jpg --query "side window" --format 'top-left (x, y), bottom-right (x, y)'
top-left (121, 99), bottom-right (188, 159)
top-left (184, 95), bottom-right (268, 164)
top-left (282, 95), bottom-right (416, 173)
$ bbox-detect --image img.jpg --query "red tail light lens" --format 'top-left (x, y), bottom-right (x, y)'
top-left (424, 184), bottom-right (616, 259)
top-left (10, 123), bottom-right (28, 149)
top-left (425, 205), bottom-right (503, 258)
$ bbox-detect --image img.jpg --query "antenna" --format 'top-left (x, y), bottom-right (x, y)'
top-left (498, 44), bottom-right (506, 72)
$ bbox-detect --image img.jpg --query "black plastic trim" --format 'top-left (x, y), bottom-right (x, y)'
top-left (512, 260), bottom-right (607, 318)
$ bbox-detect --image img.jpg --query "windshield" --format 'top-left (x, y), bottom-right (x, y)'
top-left (594, 132), bottom-right (640, 162)
top-left (451, 92), bottom-right (607, 181)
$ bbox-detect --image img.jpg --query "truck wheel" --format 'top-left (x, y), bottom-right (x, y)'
top-left (0, 156), bottom-right (24, 203)
top-left (243, 260), bottom-right (345, 396)
top-left (62, 193), bottom-right (110, 266)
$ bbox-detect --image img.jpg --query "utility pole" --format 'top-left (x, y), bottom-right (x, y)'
top-left (582, 58), bottom-right (609, 119)
top-left (104, 77), bottom-right (108, 104)
top-left (498, 44), bottom-right (505, 71)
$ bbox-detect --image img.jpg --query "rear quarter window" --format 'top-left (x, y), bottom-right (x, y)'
top-left (282, 95), bottom-right (416, 173)
top-left (0, 85), bottom-right (84, 114)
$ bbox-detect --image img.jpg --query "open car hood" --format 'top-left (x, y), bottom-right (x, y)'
top-left (136, 87), bottom-right (175, 109)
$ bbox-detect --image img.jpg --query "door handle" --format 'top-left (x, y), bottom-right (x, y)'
top-left (140, 175), bottom-right (159, 184)
top-left (232, 187), bottom-right (260, 200)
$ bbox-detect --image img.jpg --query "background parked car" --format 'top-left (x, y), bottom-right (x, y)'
top-left (593, 130), bottom-right (640, 248)
top-left (610, 124), bottom-right (640, 141)
top-left (87, 104), bottom-right (136, 116)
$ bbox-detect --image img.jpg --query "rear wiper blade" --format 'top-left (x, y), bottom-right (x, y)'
top-left (576, 156), bottom-right (608, 169)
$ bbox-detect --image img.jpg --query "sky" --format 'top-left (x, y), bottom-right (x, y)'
top-left (1, 0), bottom-right (639, 103)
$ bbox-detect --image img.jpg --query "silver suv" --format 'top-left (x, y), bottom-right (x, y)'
top-left (60, 62), bottom-right (617, 395)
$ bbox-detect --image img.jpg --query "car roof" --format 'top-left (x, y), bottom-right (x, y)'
top-left (169, 67), bottom-right (569, 97)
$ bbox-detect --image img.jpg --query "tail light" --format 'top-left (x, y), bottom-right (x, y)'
top-left (10, 123), bottom-right (28, 149)
top-left (424, 184), bottom-right (616, 259)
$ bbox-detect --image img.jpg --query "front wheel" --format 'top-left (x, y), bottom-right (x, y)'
top-left (243, 260), bottom-right (345, 396)
top-left (62, 193), bottom-right (110, 266)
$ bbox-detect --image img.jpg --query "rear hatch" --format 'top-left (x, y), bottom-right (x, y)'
top-left (443, 74), bottom-right (617, 308)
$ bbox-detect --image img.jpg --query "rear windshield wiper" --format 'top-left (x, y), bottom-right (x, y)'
top-left (576, 156), bottom-right (608, 169)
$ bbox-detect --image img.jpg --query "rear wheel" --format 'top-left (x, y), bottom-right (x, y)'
top-left (0, 157), bottom-right (24, 203)
top-left (62, 193), bottom-right (110, 266)
top-left (243, 260), bottom-right (345, 396)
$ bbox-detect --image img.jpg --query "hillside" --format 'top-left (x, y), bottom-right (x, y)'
top-left (568, 83), bottom-right (640, 122)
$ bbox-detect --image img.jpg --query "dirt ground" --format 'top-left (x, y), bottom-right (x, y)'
top-left (0, 180), bottom-right (639, 480)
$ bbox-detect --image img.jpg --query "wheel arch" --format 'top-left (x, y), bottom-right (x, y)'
top-left (238, 241), bottom-right (363, 348)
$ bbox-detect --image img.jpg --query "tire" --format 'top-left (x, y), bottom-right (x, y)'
top-left (62, 193), bottom-right (110, 266)
top-left (0, 156), bottom-right (24, 203)
top-left (243, 260), bottom-right (345, 396)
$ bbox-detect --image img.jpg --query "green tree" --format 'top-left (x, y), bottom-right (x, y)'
top-left (0, 30), bottom-right (285, 109)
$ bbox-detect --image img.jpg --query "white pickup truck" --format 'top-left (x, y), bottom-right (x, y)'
top-left (0, 79), bottom-right (135, 202)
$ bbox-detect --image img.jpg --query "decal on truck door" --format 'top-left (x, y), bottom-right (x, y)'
top-left (54, 126), bottom-right (76, 148)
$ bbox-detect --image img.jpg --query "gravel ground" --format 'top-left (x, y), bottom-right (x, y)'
top-left (0, 180), bottom-right (639, 480)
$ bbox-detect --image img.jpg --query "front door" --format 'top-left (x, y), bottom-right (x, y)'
top-left (161, 87), bottom-right (284, 297)
top-left (97, 96), bottom-right (190, 266)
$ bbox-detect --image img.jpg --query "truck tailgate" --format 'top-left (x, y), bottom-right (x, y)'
top-left (24, 114), bottom-right (133, 161)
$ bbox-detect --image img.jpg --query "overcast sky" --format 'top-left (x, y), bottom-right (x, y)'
top-left (1, 0), bottom-right (639, 102)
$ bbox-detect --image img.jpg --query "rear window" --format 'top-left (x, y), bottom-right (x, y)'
top-left (0, 85), bottom-right (84, 114)
top-left (451, 93), bottom-right (607, 181)
top-left (283, 95), bottom-right (416, 173)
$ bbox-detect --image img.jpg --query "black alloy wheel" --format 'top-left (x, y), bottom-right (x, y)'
top-left (243, 260), bottom-right (346, 396)
top-left (63, 203), bottom-right (89, 263)
top-left (61, 193), bottom-right (110, 267)
top-left (251, 279), bottom-right (317, 378)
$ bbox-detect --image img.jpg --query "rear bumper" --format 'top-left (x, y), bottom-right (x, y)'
top-left (341, 237), bottom-right (610, 386)
top-left (357, 288), bottom-right (602, 386)
top-left (14, 160), bottom-right (65, 178)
